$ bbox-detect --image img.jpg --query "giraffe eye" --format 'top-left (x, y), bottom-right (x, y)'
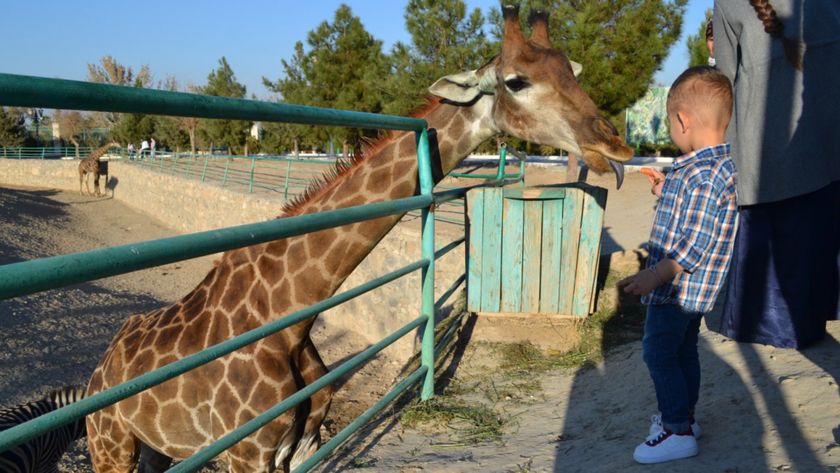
top-left (504, 77), bottom-right (529, 92)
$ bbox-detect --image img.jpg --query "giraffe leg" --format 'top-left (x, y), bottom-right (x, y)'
top-left (93, 172), bottom-right (101, 196)
top-left (79, 170), bottom-right (86, 195)
top-left (83, 172), bottom-right (92, 196)
top-left (86, 408), bottom-right (139, 473)
top-left (137, 442), bottom-right (172, 473)
top-left (288, 337), bottom-right (333, 470)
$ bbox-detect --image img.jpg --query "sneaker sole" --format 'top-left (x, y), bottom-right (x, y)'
top-left (633, 444), bottom-right (699, 464)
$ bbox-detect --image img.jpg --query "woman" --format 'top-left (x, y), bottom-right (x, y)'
top-left (714, 0), bottom-right (840, 348)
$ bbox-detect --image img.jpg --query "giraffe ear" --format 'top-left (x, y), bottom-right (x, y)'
top-left (429, 69), bottom-right (495, 103)
top-left (570, 60), bottom-right (583, 77)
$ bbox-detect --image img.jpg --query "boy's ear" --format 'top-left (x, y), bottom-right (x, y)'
top-left (676, 111), bottom-right (690, 133)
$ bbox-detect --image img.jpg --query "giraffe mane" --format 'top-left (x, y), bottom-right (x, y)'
top-left (280, 97), bottom-right (444, 217)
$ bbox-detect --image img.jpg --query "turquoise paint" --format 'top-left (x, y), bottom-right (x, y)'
top-left (521, 200), bottom-right (543, 313)
top-left (558, 189), bottom-right (583, 315)
top-left (539, 199), bottom-right (563, 314)
top-left (500, 196), bottom-right (524, 312)
top-left (480, 187), bottom-right (504, 313)
top-left (466, 189), bottom-right (485, 312)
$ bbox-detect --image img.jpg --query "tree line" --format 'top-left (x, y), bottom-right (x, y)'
top-left (2, 0), bottom-right (703, 157)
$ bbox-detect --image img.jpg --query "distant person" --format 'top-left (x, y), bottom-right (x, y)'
top-left (139, 139), bottom-right (149, 160)
top-left (618, 66), bottom-right (738, 464)
top-left (714, 0), bottom-right (840, 349)
top-left (127, 143), bottom-right (135, 160)
top-left (150, 137), bottom-right (156, 160)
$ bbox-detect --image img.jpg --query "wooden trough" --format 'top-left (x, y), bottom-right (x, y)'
top-left (465, 183), bottom-right (608, 349)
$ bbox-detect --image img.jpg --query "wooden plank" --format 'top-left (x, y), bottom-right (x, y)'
top-left (521, 199), bottom-right (543, 313)
top-left (573, 186), bottom-right (607, 316)
top-left (503, 188), bottom-right (567, 200)
top-left (466, 189), bottom-right (484, 312)
top-left (539, 198), bottom-right (563, 314)
top-left (558, 188), bottom-right (583, 314)
top-left (480, 187), bottom-right (504, 313)
top-left (500, 196), bottom-right (524, 313)
top-left (589, 187), bottom-right (608, 313)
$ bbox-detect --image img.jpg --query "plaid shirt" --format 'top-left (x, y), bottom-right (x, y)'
top-left (642, 144), bottom-right (738, 313)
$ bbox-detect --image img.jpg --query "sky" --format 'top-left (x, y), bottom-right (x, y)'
top-left (1, 0), bottom-right (712, 101)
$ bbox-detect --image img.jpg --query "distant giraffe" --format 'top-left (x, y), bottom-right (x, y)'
top-left (84, 6), bottom-right (632, 473)
top-left (78, 142), bottom-right (119, 197)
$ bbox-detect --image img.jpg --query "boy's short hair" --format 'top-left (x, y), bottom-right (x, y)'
top-left (667, 66), bottom-right (733, 129)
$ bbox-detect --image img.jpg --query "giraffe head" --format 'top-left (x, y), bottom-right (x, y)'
top-left (429, 5), bottom-right (633, 188)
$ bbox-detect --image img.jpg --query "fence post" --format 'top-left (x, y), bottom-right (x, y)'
top-left (283, 159), bottom-right (292, 200)
top-left (249, 157), bottom-right (256, 193)
top-left (416, 128), bottom-right (436, 401)
top-left (222, 158), bottom-right (230, 186)
top-left (41, 148), bottom-right (45, 159)
top-left (201, 156), bottom-right (209, 182)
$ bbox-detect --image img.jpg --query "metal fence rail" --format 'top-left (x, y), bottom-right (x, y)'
top-left (0, 146), bottom-right (94, 159)
top-left (0, 72), bottom-right (477, 472)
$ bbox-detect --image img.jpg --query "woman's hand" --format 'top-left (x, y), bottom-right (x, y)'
top-left (640, 167), bottom-right (665, 197)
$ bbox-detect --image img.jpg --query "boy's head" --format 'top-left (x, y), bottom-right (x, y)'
top-left (666, 66), bottom-right (733, 153)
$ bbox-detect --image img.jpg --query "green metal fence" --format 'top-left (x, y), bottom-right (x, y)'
top-left (0, 146), bottom-right (95, 159)
top-left (0, 72), bottom-right (508, 471)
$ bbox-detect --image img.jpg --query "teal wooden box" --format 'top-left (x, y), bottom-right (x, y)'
top-left (466, 184), bottom-right (607, 317)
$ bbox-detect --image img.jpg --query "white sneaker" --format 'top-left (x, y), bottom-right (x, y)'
top-left (647, 414), bottom-right (702, 440)
top-left (634, 428), bottom-right (698, 464)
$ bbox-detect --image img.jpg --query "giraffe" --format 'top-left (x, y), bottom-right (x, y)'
top-left (84, 6), bottom-right (633, 473)
top-left (78, 142), bottom-right (119, 197)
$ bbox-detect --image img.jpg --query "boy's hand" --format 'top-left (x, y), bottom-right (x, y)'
top-left (617, 269), bottom-right (659, 296)
top-left (640, 167), bottom-right (665, 197)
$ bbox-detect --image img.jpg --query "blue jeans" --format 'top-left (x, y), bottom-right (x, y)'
top-left (642, 303), bottom-right (703, 433)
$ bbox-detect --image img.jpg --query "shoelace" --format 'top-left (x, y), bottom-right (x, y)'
top-left (645, 429), bottom-right (671, 447)
top-left (646, 415), bottom-right (663, 441)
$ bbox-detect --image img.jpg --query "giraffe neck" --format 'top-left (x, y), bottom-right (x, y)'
top-left (86, 143), bottom-right (115, 161)
top-left (200, 96), bottom-right (497, 332)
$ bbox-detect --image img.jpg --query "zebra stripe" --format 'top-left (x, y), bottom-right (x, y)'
top-left (0, 386), bottom-right (87, 473)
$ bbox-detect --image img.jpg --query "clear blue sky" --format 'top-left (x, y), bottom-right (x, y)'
top-left (1, 0), bottom-right (711, 101)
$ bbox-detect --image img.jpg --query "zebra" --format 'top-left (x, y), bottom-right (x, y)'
top-left (0, 386), bottom-right (87, 473)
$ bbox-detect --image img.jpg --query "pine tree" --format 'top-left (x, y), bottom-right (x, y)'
top-left (382, 0), bottom-right (495, 116)
top-left (686, 9), bottom-right (713, 67)
top-left (152, 76), bottom-right (191, 152)
top-left (264, 5), bottom-right (389, 155)
top-left (500, 0), bottom-right (688, 117)
top-left (200, 57), bottom-right (249, 155)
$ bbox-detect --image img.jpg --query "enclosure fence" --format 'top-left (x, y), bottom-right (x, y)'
top-left (0, 72), bottom-right (515, 471)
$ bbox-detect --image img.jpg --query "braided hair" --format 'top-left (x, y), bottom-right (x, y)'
top-left (748, 0), bottom-right (803, 70)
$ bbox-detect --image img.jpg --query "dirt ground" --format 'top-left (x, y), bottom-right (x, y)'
top-left (2, 166), bottom-right (838, 472)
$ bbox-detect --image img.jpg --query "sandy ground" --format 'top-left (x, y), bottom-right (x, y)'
top-left (2, 167), bottom-right (838, 472)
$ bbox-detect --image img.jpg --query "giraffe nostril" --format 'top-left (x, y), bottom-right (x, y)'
top-left (596, 117), bottom-right (619, 137)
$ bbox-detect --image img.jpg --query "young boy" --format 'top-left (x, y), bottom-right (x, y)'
top-left (617, 66), bottom-right (738, 464)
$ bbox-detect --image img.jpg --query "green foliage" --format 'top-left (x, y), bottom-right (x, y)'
top-left (687, 9), bottom-right (713, 67)
top-left (0, 107), bottom-right (26, 147)
top-left (496, 0), bottom-right (688, 117)
top-left (153, 116), bottom-right (190, 151)
top-left (263, 5), bottom-right (389, 153)
top-left (112, 113), bottom-right (156, 147)
top-left (382, 0), bottom-right (495, 116)
top-left (200, 57), bottom-right (250, 154)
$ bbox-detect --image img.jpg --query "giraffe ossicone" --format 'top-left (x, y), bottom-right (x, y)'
top-left (84, 5), bottom-right (633, 473)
